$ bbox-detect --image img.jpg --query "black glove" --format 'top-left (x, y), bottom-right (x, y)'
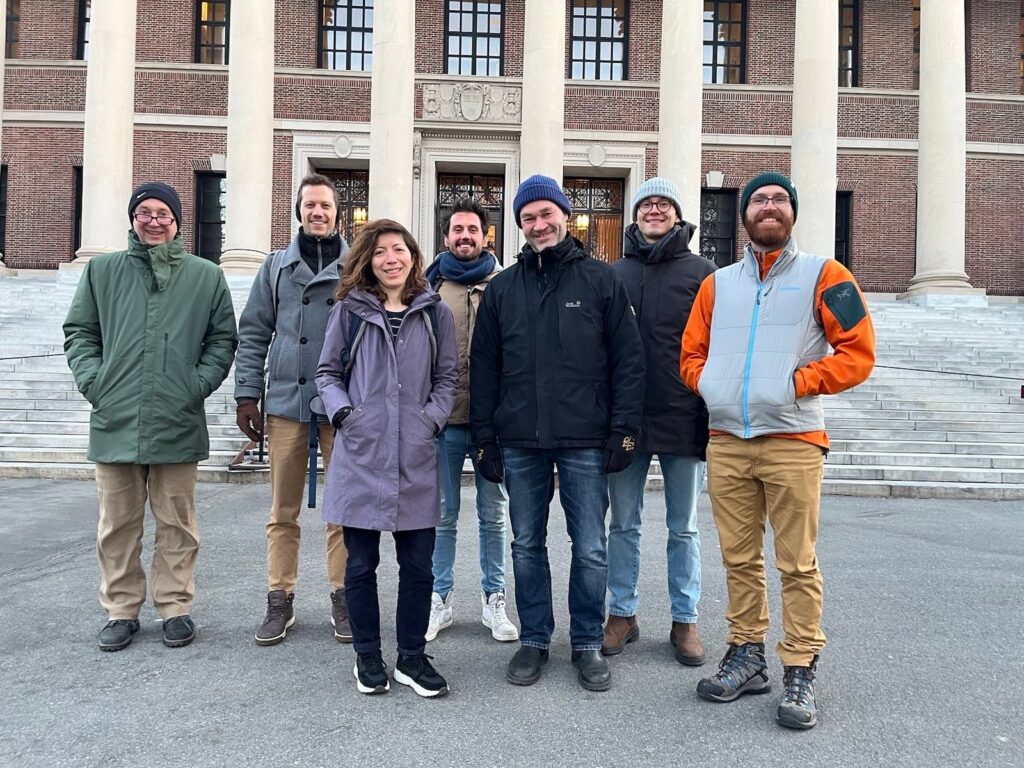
top-left (235, 399), bottom-right (263, 442)
top-left (331, 406), bottom-right (353, 430)
top-left (475, 441), bottom-right (505, 484)
top-left (603, 432), bottom-right (637, 474)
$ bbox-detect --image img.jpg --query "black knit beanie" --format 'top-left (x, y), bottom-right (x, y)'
top-left (128, 182), bottom-right (183, 227)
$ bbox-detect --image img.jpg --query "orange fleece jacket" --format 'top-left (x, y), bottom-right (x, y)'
top-left (680, 249), bottom-right (876, 449)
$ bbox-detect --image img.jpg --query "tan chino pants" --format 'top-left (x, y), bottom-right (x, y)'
top-left (95, 462), bottom-right (200, 621)
top-left (706, 434), bottom-right (827, 667)
top-left (266, 415), bottom-right (347, 593)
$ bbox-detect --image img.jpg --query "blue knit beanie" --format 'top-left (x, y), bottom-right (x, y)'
top-left (740, 172), bottom-right (798, 221)
top-left (512, 174), bottom-right (572, 227)
top-left (631, 176), bottom-right (684, 220)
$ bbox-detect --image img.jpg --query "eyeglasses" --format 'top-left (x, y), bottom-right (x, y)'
top-left (133, 212), bottom-right (175, 226)
top-left (748, 194), bottom-right (791, 209)
top-left (638, 199), bottom-right (674, 214)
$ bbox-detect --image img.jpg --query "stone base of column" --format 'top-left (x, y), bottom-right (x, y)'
top-left (219, 249), bottom-right (267, 275)
top-left (0, 256), bottom-right (17, 277)
top-left (899, 271), bottom-right (987, 307)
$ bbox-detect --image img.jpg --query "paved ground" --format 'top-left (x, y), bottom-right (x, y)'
top-left (1, 479), bottom-right (1021, 768)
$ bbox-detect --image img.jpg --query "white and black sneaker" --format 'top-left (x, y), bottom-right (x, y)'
top-left (394, 653), bottom-right (449, 698)
top-left (353, 651), bottom-right (390, 694)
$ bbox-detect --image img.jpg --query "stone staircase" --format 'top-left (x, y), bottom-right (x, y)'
top-left (0, 272), bottom-right (1021, 498)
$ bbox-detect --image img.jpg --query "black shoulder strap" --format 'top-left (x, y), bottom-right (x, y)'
top-left (340, 311), bottom-right (367, 384)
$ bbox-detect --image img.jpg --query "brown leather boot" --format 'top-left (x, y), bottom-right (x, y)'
top-left (671, 622), bottom-right (705, 666)
top-left (601, 615), bottom-right (639, 656)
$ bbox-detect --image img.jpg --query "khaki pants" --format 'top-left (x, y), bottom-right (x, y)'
top-left (95, 462), bottom-right (200, 621)
top-left (266, 415), bottom-right (347, 593)
top-left (706, 434), bottom-right (827, 666)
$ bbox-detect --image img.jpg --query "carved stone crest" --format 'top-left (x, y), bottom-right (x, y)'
top-left (456, 84), bottom-right (490, 122)
top-left (422, 82), bottom-right (522, 125)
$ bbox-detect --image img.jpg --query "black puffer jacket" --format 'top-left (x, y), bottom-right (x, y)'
top-left (612, 222), bottom-right (715, 456)
top-left (470, 235), bottom-right (644, 449)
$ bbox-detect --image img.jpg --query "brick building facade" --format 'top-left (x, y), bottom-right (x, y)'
top-left (1, 0), bottom-right (1022, 294)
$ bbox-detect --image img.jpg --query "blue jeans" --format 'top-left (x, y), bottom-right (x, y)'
top-left (503, 447), bottom-right (608, 651)
top-left (432, 425), bottom-right (509, 599)
top-left (607, 453), bottom-right (705, 622)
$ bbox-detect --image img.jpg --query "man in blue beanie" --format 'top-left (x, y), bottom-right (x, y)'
top-left (470, 173), bottom-right (645, 692)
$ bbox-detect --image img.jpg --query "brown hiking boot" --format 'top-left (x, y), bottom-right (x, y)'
top-left (671, 621), bottom-right (705, 666)
top-left (331, 589), bottom-right (353, 643)
top-left (255, 590), bottom-right (294, 646)
top-left (601, 615), bottom-right (639, 656)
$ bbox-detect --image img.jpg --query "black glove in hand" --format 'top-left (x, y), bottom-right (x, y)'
top-left (603, 432), bottom-right (637, 474)
top-left (235, 399), bottom-right (263, 442)
top-left (475, 441), bottom-right (505, 484)
top-left (331, 406), bottom-right (353, 430)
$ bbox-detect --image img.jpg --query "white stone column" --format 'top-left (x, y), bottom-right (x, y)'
top-left (219, 0), bottom-right (275, 274)
top-left (519, 0), bottom-right (566, 181)
top-left (368, 0), bottom-right (415, 222)
top-left (903, 0), bottom-right (981, 302)
top-left (790, 0), bottom-right (838, 258)
top-left (66, 0), bottom-right (137, 268)
top-left (657, 0), bottom-right (704, 233)
top-left (0, 10), bottom-right (12, 276)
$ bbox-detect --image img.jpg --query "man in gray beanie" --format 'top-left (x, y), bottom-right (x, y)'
top-left (64, 181), bottom-right (237, 652)
top-left (603, 176), bottom-right (715, 667)
top-left (470, 174), bottom-right (645, 692)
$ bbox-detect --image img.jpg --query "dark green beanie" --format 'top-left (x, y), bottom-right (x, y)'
top-left (740, 172), bottom-right (798, 221)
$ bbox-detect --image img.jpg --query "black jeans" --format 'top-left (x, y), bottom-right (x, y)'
top-left (343, 526), bottom-right (436, 657)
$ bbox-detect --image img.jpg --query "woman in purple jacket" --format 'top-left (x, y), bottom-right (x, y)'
top-left (316, 219), bottom-right (458, 697)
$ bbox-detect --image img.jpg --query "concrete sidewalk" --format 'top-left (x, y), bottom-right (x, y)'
top-left (1, 480), bottom-right (1021, 768)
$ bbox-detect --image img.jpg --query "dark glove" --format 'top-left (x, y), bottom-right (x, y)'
top-left (603, 432), bottom-right (637, 474)
top-left (331, 406), bottom-right (353, 430)
top-left (475, 441), bottom-right (505, 484)
top-left (235, 399), bottom-right (263, 442)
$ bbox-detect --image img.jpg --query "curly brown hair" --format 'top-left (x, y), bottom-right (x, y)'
top-left (336, 218), bottom-right (429, 304)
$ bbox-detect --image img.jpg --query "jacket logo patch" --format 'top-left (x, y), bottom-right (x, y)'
top-left (565, 300), bottom-right (582, 308)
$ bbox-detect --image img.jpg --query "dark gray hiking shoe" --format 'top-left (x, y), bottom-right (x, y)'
top-left (98, 619), bottom-right (140, 652)
top-left (696, 642), bottom-right (771, 702)
top-left (331, 590), bottom-right (353, 643)
top-left (255, 590), bottom-right (295, 646)
top-left (162, 615), bottom-right (196, 648)
top-left (777, 658), bottom-right (818, 730)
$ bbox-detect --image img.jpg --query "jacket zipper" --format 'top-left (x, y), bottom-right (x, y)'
top-left (740, 287), bottom-right (762, 438)
top-left (163, 333), bottom-right (169, 372)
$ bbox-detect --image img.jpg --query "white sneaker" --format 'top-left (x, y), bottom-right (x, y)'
top-left (481, 590), bottom-right (519, 642)
top-left (425, 591), bottom-right (454, 642)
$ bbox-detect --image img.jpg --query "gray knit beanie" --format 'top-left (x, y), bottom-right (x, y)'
top-left (631, 177), bottom-right (684, 220)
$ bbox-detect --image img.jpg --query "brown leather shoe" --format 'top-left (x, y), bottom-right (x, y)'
top-left (601, 615), bottom-right (639, 656)
top-left (671, 621), bottom-right (705, 666)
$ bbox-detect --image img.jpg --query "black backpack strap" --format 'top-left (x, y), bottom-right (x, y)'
top-left (340, 311), bottom-right (367, 385)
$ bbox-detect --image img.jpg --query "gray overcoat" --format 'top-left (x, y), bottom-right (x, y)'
top-left (315, 288), bottom-right (459, 531)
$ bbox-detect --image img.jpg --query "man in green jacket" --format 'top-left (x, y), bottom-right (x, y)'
top-left (64, 182), bottom-right (238, 652)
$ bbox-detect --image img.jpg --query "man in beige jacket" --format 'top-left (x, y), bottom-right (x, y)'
top-left (424, 198), bottom-right (518, 644)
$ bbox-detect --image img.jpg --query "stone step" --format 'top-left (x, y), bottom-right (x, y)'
top-left (0, 462), bottom-right (269, 484)
top-left (827, 451), bottom-right (1024, 469)
top-left (830, 439), bottom-right (1024, 455)
top-left (0, 446), bottom-right (238, 465)
top-left (818, 478), bottom-right (1024, 501)
top-left (825, 464), bottom-right (1024, 484)
top-left (0, 409), bottom-right (241, 425)
top-left (826, 417), bottom-right (1024, 432)
top-left (824, 409), bottom-right (1024, 423)
top-left (0, 433), bottom-right (246, 450)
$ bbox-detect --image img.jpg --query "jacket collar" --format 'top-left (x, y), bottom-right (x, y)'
top-left (518, 234), bottom-right (585, 270)
top-left (623, 221), bottom-right (697, 264)
top-left (742, 237), bottom-right (799, 283)
top-left (127, 230), bottom-right (187, 291)
top-left (280, 231), bottom-right (349, 284)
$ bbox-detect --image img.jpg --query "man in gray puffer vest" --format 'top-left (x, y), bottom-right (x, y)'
top-left (234, 174), bottom-right (351, 646)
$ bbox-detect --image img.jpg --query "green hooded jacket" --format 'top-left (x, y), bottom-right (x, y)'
top-left (63, 231), bottom-right (238, 464)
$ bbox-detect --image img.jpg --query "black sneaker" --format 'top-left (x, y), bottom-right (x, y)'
top-left (98, 619), bottom-right (140, 652)
top-left (696, 642), bottom-right (771, 702)
top-left (777, 658), bottom-right (818, 730)
top-left (162, 615), bottom-right (196, 648)
top-left (353, 652), bottom-right (390, 695)
top-left (255, 590), bottom-right (295, 646)
top-left (394, 654), bottom-right (449, 698)
top-left (331, 590), bottom-right (353, 643)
